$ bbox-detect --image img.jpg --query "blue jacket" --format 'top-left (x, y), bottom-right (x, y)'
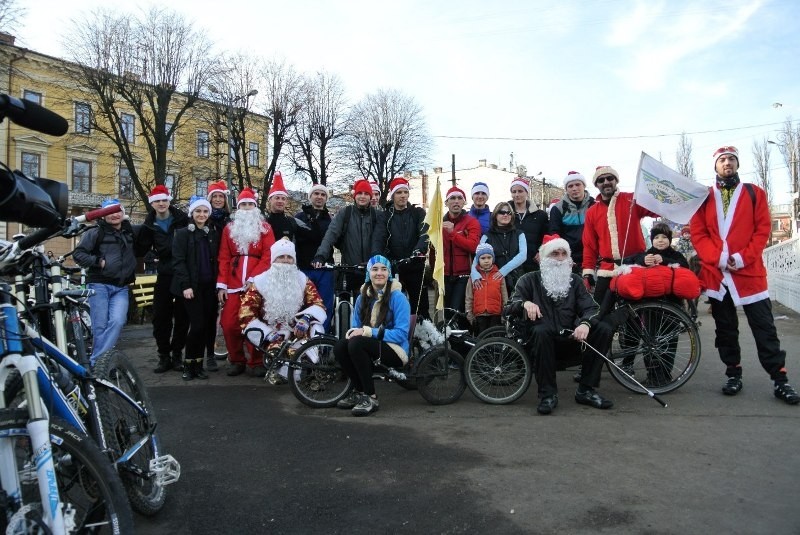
top-left (469, 205), bottom-right (491, 235)
top-left (351, 281), bottom-right (411, 363)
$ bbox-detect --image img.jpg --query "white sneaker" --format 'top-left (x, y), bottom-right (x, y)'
top-left (351, 395), bottom-right (379, 416)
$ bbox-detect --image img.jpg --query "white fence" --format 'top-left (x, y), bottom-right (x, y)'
top-left (764, 236), bottom-right (800, 314)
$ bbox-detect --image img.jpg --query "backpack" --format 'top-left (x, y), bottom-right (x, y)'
top-left (334, 205), bottom-right (377, 252)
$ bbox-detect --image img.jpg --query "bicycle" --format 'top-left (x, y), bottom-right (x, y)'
top-left (320, 263), bottom-right (364, 340)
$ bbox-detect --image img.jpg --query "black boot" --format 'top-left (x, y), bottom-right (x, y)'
top-left (195, 361), bottom-right (209, 380)
top-left (181, 360), bottom-right (194, 381)
top-left (171, 352), bottom-right (184, 372)
top-left (154, 353), bottom-right (171, 374)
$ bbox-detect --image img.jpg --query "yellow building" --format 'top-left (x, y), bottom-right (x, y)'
top-left (0, 33), bottom-right (270, 256)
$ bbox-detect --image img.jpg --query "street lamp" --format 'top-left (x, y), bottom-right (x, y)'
top-left (768, 137), bottom-right (799, 237)
top-left (208, 86), bottom-right (259, 192)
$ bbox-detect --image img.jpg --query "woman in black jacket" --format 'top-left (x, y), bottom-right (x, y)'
top-left (172, 195), bottom-right (220, 380)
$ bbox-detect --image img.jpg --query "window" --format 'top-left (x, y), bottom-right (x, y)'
top-left (165, 174), bottom-right (176, 199)
top-left (21, 152), bottom-right (41, 178)
top-left (196, 178), bottom-right (209, 197)
top-left (197, 130), bottom-right (209, 158)
top-left (72, 160), bottom-right (92, 192)
top-left (119, 164), bottom-right (133, 199)
top-left (165, 123), bottom-right (174, 151)
top-left (248, 142), bottom-right (259, 167)
top-left (75, 102), bottom-right (91, 134)
top-left (121, 113), bottom-right (135, 143)
top-left (23, 90), bottom-right (42, 104)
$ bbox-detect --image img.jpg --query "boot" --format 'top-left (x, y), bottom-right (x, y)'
top-left (194, 364), bottom-right (209, 380)
top-left (181, 360), bottom-right (194, 381)
top-left (154, 353), bottom-right (171, 374)
top-left (205, 354), bottom-right (219, 372)
top-left (171, 351), bottom-right (184, 372)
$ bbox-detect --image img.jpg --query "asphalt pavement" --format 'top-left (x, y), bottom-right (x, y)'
top-left (120, 302), bottom-right (800, 534)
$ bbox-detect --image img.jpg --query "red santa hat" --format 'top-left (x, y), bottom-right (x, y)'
top-left (237, 188), bottom-right (258, 207)
top-left (270, 237), bottom-right (297, 263)
top-left (539, 233), bottom-right (571, 258)
top-left (563, 171), bottom-right (588, 189)
top-left (510, 177), bottom-right (530, 194)
top-left (712, 145), bottom-right (739, 167)
top-left (445, 186), bottom-right (466, 201)
top-left (368, 180), bottom-right (380, 194)
top-left (148, 184), bottom-right (172, 204)
top-left (353, 179), bottom-right (373, 196)
top-left (206, 180), bottom-right (230, 200)
top-left (389, 177), bottom-right (410, 198)
top-left (268, 171), bottom-right (288, 199)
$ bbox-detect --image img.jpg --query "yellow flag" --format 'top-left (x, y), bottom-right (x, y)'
top-left (424, 178), bottom-right (445, 311)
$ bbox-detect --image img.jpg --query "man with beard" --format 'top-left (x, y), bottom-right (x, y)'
top-left (240, 239), bottom-right (326, 384)
top-left (691, 146), bottom-right (799, 404)
top-left (217, 188), bottom-right (275, 377)
top-left (548, 171), bottom-right (595, 274)
top-left (509, 234), bottom-right (614, 415)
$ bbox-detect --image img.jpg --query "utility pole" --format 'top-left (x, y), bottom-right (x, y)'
top-left (451, 154), bottom-right (456, 187)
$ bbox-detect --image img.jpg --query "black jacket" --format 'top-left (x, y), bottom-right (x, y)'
top-left (136, 205), bottom-right (189, 276)
top-left (295, 205), bottom-right (333, 269)
top-left (314, 205), bottom-right (387, 266)
top-left (510, 271), bottom-right (600, 332)
top-left (548, 195), bottom-right (595, 268)
top-left (73, 219), bottom-right (137, 287)
top-left (170, 224), bottom-right (220, 295)
top-left (624, 246), bottom-right (690, 269)
top-left (510, 200), bottom-right (548, 271)
top-left (383, 203), bottom-right (428, 261)
top-left (208, 209), bottom-right (231, 236)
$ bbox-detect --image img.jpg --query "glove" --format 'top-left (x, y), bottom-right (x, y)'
top-left (583, 275), bottom-right (595, 291)
top-left (267, 331), bottom-right (283, 343)
top-left (311, 255), bottom-right (326, 266)
top-left (294, 315), bottom-right (311, 336)
top-left (411, 249), bottom-right (424, 258)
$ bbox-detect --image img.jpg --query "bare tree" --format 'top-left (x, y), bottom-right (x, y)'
top-left (258, 57), bottom-right (304, 209)
top-left (289, 71), bottom-right (348, 188)
top-left (675, 132), bottom-right (696, 180)
top-left (751, 137), bottom-right (773, 207)
top-left (774, 118), bottom-right (800, 196)
top-left (64, 8), bottom-right (218, 206)
top-left (0, 0), bottom-right (25, 32)
top-left (345, 89), bottom-right (432, 204)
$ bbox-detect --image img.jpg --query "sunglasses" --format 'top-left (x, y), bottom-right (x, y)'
top-left (496, 210), bottom-right (512, 216)
top-left (595, 175), bottom-right (616, 185)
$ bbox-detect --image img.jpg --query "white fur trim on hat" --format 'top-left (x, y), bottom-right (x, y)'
top-left (270, 238), bottom-right (296, 263)
top-left (713, 146), bottom-right (739, 167)
top-left (471, 182), bottom-right (489, 197)
top-left (510, 178), bottom-right (530, 193)
top-left (592, 166), bottom-right (619, 184)
top-left (237, 188), bottom-right (258, 207)
top-left (148, 185), bottom-right (173, 204)
top-left (309, 183), bottom-right (329, 196)
top-left (539, 236), bottom-right (571, 259)
top-left (389, 177), bottom-right (410, 198)
top-left (188, 197), bottom-right (212, 214)
top-left (563, 171), bottom-right (588, 189)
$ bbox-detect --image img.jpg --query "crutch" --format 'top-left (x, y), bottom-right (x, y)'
top-left (560, 329), bottom-right (668, 408)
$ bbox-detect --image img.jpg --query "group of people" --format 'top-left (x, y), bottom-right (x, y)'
top-left (70, 143), bottom-right (799, 418)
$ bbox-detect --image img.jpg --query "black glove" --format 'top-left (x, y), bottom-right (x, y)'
top-left (312, 255), bottom-right (326, 266)
top-left (411, 249), bottom-right (424, 257)
top-left (583, 274), bottom-right (595, 290)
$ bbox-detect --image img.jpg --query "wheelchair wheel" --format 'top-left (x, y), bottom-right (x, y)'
top-left (289, 336), bottom-right (352, 408)
top-left (477, 325), bottom-right (506, 340)
top-left (415, 347), bottom-right (466, 405)
top-left (464, 338), bottom-right (532, 404)
top-left (609, 300), bottom-right (701, 394)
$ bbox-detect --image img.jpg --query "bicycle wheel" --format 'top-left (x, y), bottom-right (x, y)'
top-left (464, 337), bottom-right (532, 404)
top-left (0, 408), bottom-right (134, 533)
top-left (289, 337), bottom-right (352, 408)
top-left (415, 347), bottom-right (466, 405)
top-left (477, 325), bottom-right (506, 340)
top-left (609, 300), bottom-right (701, 394)
top-left (67, 305), bottom-right (91, 366)
top-left (335, 300), bottom-right (352, 341)
top-left (94, 349), bottom-right (168, 516)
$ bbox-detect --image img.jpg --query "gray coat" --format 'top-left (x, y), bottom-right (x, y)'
top-left (314, 205), bottom-right (387, 265)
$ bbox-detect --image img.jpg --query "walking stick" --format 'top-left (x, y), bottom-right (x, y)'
top-left (560, 329), bottom-right (668, 408)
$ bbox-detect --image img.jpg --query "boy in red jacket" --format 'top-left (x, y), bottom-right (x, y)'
top-left (465, 243), bottom-right (508, 334)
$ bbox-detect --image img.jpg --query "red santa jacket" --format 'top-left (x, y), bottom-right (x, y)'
top-left (216, 221), bottom-right (275, 293)
top-left (442, 212), bottom-right (482, 276)
top-left (582, 191), bottom-right (655, 277)
top-left (689, 183), bottom-right (770, 305)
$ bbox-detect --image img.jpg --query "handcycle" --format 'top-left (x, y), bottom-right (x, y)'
top-left (463, 296), bottom-right (701, 404)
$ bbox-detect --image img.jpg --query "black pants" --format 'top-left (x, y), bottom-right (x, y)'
top-left (444, 275), bottom-right (468, 314)
top-left (398, 263), bottom-right (429, 319)
top-left (529, 321), bottom-right (613, 397)
top-left (474, 315), bottom-right (502, 335)
top-left (334, 336), bottom-right (403, 396)
top-left (710, 291), bottom-right (787, 381)
top-left (182, 281), bottom-right (217, 365)
top-left (152, 274), bottom-right (189, 356)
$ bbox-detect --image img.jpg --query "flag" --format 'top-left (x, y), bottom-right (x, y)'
top-left (633, 152), bottom-right (709, 224)
top-left (424, 178), bottom-right (445, 311)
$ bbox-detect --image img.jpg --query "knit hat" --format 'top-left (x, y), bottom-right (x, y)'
top-left (268, 171), bottom-right (288, 199)
top-left (445, 186), bottom-right (466, 201)
top-left (388, 177), bottom-right (410, 198)
top-left (237, 188), bottom-right (258, 207)
top-left (188, 195), bottom-right (211, 214)
top-left (539, 233), bottom-right (571, 258)
top-left (369, 180), bottom-right (380, 194)
top-left (101, 198), bottom-right (124, 214)
top-left (206, 180), bottom-right (229, 200)
top-left (592, 166), bottom-right (619, 184)
top-left (365, 254), bottom-right (393, 282)
top-left (475, 242), bottom-right (494, 260)
top-left (353, 179), bottom-right (373, 196)
top-left (563, 171), bottom-right (588, 189)
top-left (680, 226), bottom-right (690, 237)
top-left (309, 183), bottom-right (329, 196)
top-left (148, 184), bottom-right (172, 204)
top-left (510, 177), bottom-right (530, 194)
top-left (471, 181), bottom-right (489, 197)
top-left (712, 145), bottom-right (739, 168)
top-left (270, 238), bottom-right (296, 263)
top-left (650, 222), bottom-right (672, 242)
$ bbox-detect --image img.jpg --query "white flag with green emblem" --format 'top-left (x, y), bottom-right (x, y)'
top-left (633, 152), bottom-right (709, 224)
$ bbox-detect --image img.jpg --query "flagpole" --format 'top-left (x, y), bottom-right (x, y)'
top-left (620, 152), bottom-right (648, 264)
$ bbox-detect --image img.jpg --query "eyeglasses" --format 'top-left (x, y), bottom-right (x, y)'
top-left (595, 175), bottom-right (616, 184)
top-left (497, 210), bottom-right (512, 216)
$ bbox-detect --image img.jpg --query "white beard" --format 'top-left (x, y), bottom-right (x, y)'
top-left (230, 209), bottom-right (266, 254)
top-left (258, 263), bottom-right (305, 325)
top-left (540, 257), bottom-right (573, 300)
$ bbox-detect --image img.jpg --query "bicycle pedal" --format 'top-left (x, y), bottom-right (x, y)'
top-left (150, 454), bottom-right (181, 486)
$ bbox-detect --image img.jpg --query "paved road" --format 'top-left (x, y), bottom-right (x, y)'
top-left (122, 304), bottom-right (800, 534)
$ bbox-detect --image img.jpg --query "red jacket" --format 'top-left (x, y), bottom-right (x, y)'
top-left (443, 212), bottom-right (482, 276)
top-left (469, 266), bottom-right (505, 316)
top-left (690, 183), bottom-right (770, 305)
top-left (216, 222), bottom-right (275, 293)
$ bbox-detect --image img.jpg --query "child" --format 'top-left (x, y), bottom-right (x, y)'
top-left (624, 223), bottom-right (689, 270)
top-left (465, 243), bottom-right (508, 335)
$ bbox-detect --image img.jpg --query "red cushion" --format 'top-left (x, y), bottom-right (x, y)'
top-left (612, 265), bottom-right (701, 300)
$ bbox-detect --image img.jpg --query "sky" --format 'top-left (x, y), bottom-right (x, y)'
top-left (13, 0), bottom-right (800, 203)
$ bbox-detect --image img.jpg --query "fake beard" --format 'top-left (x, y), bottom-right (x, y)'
top-left (259, 263), bottom-right (305, 325)
top-left (540, 257), bottom-right (573, 300)
top-left (230, 208), bottom-right (266, 254)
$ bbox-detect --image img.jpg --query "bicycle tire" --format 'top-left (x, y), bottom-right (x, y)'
top-left (0, 408), bottom-right (134, 534)
top-left (464, 337), bottom-right (532, 404)
top-left (289, 337), bottom-right (352, 408)
top-left (67, 305), bottom-right (91, 366)
top-left (415, 347), bottom-right (466, 405)
top-left (608, 300), bottom-right (701, 395)
top-left (477, 325), bottom-right (506, 340)
top-left (335, 300), bottom-right (352, 341)
top-left (93, 349), bottom-right (168, 516)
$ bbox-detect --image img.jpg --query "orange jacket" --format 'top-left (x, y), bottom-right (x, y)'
top-left (469, 265), bottom-right (505, 316)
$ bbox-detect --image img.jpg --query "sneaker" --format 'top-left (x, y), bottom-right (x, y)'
top-left (336, 390), bottom-right (362, 410)
top-left (352, 395), bottom-right (379, 416)
top-left (774, 383), bottom-right (800, 405)
top-left (722, 376), bottom-right (743, 396)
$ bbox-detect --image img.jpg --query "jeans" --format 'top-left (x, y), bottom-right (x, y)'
top-left (88, 283), bottom-right (130, 365)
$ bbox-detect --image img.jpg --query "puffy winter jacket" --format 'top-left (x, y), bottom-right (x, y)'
top-left (73, 219), bottom-right (137, 287)
top-left (442, 212), bottom-right (482, 276)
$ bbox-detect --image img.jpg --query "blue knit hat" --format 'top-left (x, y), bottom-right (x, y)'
top-left (365, 255), bottom-right (393, 282)
top-left (475, 242), bottom-right (494, 260)
top-left (101, 198), bottom-right (124, 213)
